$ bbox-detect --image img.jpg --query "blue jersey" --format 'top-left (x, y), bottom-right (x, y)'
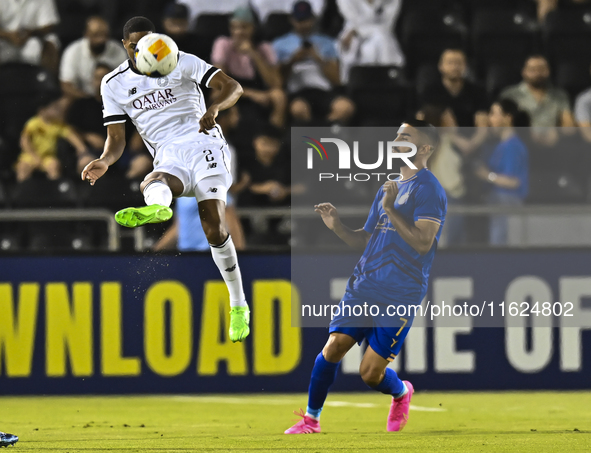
top-left (346, 168), bottom-right (447, 304)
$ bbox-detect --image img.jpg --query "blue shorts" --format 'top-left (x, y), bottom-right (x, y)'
top-left (328, 291), bottom-right (416, 361)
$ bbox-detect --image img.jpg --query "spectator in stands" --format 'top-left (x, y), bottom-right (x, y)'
top-left (420, 49), bottom-right (489, 127)
top-left (534, 0), bottom-right (591, 22)
top-left (16, 94), bottom-right (87, 183)
top-left (241, 126), bottom-right (290, 206)
top-left (416, 105), bottom-right (466, 246)
top-left (0, 0), bottom-right (60, 73)
top-left (67, 63), bottom-right (110, 174)
top-left (212, 7), bottom-right (286, 128)
top-left (501, 55), bottom-right (575, 128)
top-left (574, 62), bottom-right (591, 142)
top-left (273, 1), bottom-right (355, 125)
top-left (177, 0), bottom-right (248, 29)
top-left (161, 3), bottom-right (201, 57)
top-left (59, 16), bottom-right (127, 99)
top-left (336, 0), bottom-right (405, 83)
top-left (475, 99), bottom-right (530, 246)
top-left (251, 0), bottom-right (326, 23)
top-left (67, 63), bottom-right (152, 179)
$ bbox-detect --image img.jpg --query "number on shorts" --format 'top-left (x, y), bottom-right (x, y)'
top-left (396, 317), bottom-right (408, 337)
top-left (203, 149), bottom-right (214, 162)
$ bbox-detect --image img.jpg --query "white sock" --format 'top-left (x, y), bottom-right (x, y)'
top-left (210, 235), bottom-right (247, 308)
top-left (143, 180), bottom-right (173, 207)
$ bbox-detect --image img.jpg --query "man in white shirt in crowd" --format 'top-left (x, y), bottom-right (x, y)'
top-left (0, 0), bottom-right (60, 73)
top-left (60, 16), bottom-right (127, 99)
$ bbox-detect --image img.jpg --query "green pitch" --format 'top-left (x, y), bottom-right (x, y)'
top-left (2, 392), bottom-right (590, 452)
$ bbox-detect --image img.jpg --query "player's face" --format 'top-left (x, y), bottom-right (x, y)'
top-left (394, 124), bottom-right (432, 162)
top-left (523, 58), bottom-right (550, 88)
top-left (122, 31), bottom-right (152, 68)
top-left (393, 125), bottom-right (419, 154)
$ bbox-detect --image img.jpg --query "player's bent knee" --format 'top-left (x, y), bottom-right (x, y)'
top-left (322, 334), bottom-right (354, 362)
top-left (140, 172), bottom-right (184, 197)
top-left (359, 365), bottom-right (385, 387)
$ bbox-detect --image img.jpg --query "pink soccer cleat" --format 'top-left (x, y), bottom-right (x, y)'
top-left (387, 380), bottom-right (414, 432)
top-left (284, 409), bottom-right (321, 434)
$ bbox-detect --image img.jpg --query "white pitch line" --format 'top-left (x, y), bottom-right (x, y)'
top-left (168, 396), bottom-right (446, 411)
top-left (325, 401), bottom-right (377, 408)
top-left (170, 396), bottom-right (300, 405)
top-left (410, 404), bottom-right (446, 412)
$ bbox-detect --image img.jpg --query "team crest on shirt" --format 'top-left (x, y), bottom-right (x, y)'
top-left (157, 76), bottom-right (169, 87)
top-left (397, 192), bottom-right (410, 205)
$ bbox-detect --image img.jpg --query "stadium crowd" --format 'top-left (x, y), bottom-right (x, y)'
top-left (1, 0), bottom-right (591, 251)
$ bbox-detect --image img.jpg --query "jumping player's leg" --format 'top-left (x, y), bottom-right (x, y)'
top-left (141, 171), bottom-right (184, 204)
top-left (115, 171), bottom-right (183, 227)
top-left (284, 332), bottom-right (358, 434)
top-left (196, 175), bottom-right (249, 342)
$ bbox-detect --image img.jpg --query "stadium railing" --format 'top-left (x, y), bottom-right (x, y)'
top-left (3, 205), bottom-right (591, 251)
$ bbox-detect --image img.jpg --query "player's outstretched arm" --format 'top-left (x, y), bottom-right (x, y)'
top-left (314, 203), bottom-right (370, 250)
top-left (199, 72), bottom-right (243, 134)
top-left (382, 181), bottom-right (439, 255)
top-left (81, 123), bottom-right (126, 185)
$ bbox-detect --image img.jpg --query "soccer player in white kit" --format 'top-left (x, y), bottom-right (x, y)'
top-left (81, 17), bottom-right (249, 342)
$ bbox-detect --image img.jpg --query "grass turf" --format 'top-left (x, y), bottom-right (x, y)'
top-left (1, 392), bottom-right (590, 452)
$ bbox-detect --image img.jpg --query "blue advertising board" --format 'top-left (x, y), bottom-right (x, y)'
top-left (1, 251), bottom-right (590, 394)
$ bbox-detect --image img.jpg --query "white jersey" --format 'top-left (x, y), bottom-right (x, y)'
top-left (101, 51), bottom-right (223, 157)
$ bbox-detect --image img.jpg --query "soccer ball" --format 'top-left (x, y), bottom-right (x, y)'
top-left (134, 33), bottom-right (179, 77)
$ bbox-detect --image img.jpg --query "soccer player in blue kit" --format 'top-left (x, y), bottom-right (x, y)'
top-left (285, 120), bottom-right (447, 434)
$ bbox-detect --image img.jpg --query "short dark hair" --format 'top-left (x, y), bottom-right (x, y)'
top-left (496, 98), bottom-right (531, 127)
top-left (123, 16), bottom-right (155, 40)
top-left (401, 118), bottom-right (440, 150)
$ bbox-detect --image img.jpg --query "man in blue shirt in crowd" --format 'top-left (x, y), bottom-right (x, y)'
top-left (285, 120), bottom-right (447, 434)
top-left (273, 1), bottom-right (355, 125)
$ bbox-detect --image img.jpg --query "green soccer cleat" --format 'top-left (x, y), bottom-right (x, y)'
top-left (115, 205), bottom-right (173, 228)
top-left (229, 306), bottom-right (250, 342)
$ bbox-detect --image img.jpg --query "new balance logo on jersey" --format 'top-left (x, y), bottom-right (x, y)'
top-left (207, 163), bottom-right (217, 169)
top-left (128, 87), bottom-right (137, 96)
top-left (207, 187), bottom-right (218, 193)
top-left (225, 264), bottom-right (236, 272)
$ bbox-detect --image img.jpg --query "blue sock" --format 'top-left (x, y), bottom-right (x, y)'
top-left (306, 353), bottom-right (339, 419)
top-left (370, 368), bottom-right (406, 398)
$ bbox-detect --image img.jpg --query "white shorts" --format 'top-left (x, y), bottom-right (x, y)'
top-left (153, 138), bottom-right (232, 202)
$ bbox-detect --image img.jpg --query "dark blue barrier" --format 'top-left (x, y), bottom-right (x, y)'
top-left (0, 251), bottom-right (590, 394)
